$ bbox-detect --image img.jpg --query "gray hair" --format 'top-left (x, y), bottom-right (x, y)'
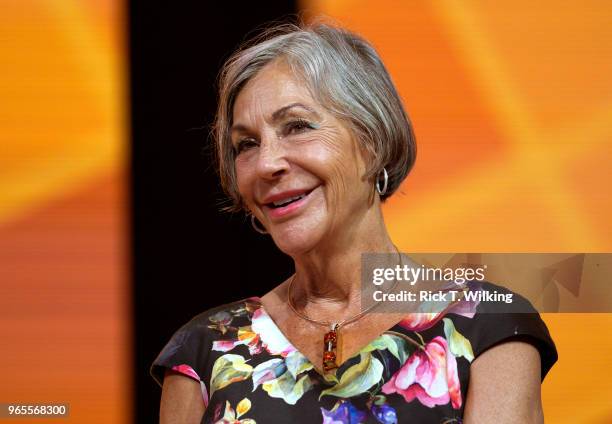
top-left (214, 21), bottom-right (416, 212)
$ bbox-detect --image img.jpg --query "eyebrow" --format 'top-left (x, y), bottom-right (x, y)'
top-left (271, 102), bottom-right (320, 121)
top-left (230, 102), bottom-right (321, 135)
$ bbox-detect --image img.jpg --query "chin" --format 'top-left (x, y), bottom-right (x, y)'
top-left (269, 219), bottom-right (327, 256)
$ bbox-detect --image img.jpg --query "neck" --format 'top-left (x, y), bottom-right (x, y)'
top-left (289, 203), bottom-right (397, 320)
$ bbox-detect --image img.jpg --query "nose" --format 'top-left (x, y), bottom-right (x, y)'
top-left (255, 133), bottom-right (289, 180)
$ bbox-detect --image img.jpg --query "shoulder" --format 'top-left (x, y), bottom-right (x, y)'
top-left (150, 297), bottom-right (262, 387)
top-left (450, 281), bottom-right (558, 380)
top-left (172, 297), bottom-right (262, 337)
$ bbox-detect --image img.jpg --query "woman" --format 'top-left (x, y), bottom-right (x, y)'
top-left (151, 22), bottom-right (557, 423)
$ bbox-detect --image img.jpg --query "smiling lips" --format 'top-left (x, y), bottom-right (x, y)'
top-left (262, 187), bottom-right (317, 219)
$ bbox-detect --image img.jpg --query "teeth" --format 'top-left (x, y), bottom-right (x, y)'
top-left (272, 194), bottom-right (305, 207)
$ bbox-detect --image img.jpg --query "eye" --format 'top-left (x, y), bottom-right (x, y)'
top-left (234, 138), bottom-right (258, 154)
top-left (285, 119), bottom-right (317, 135)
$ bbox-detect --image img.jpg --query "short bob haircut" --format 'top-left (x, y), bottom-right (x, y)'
top-left (214, 21), bottom-right (416, 212)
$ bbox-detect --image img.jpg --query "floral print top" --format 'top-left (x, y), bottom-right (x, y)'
top-left (151, 282), bottom-right (557, 423)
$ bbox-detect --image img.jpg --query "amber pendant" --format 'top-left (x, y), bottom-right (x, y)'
top-left (323, 324), bottom-right (339, 372)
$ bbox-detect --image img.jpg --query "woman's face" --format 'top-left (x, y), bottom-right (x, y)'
top-left (231, 60), bottom-right (373, 255)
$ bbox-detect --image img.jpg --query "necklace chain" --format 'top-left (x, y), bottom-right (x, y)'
top-left (286, 246), bottom-right (403, 331)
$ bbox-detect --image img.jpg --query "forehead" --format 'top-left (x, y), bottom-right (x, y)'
top-left (232, 61), bottom-right (316, 122)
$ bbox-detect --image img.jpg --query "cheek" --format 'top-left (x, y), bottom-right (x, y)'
top-left (296, 130), bottom-right (356, 177)
top-left (294, 137), bottom-right (364, 214)
top-left (314, 134), bottom-right (364, 185)
top-left (234, 158), bottom-right (255, 201)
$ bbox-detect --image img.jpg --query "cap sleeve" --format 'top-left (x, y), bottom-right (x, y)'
top-left (150, 312), bottom-right (213, 403)
top-left (456, 282), bottom-right (558, 380)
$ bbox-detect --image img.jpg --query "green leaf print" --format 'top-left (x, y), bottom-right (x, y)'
top-left (443, 318), bottom-right (475, 362)
top-left (319, 352), bottom-right (383, 400)
top-left (210, 354), bottom-right (253, 396)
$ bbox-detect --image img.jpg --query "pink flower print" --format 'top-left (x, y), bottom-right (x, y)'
top-left (251, 309), bottom-right (296, 357)
top-left (382, 336), bottom-right (462, 409)
top-left (212, 327), bottom-right (262, 355)
top-left (398, 313), bottom-right (441, 332)
top-left (398, 289), bottom-right (480, 332)
top-left (171, 364), bottom-right (200, 381)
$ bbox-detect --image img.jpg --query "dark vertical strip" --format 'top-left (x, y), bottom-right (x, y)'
top-left (128, 2), bottom-right (298, 421)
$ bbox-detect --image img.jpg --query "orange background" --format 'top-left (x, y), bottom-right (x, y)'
top-left (0, 1), bottom-right (129, 423)
top-left (1, 0), bottom-right (611, 423)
